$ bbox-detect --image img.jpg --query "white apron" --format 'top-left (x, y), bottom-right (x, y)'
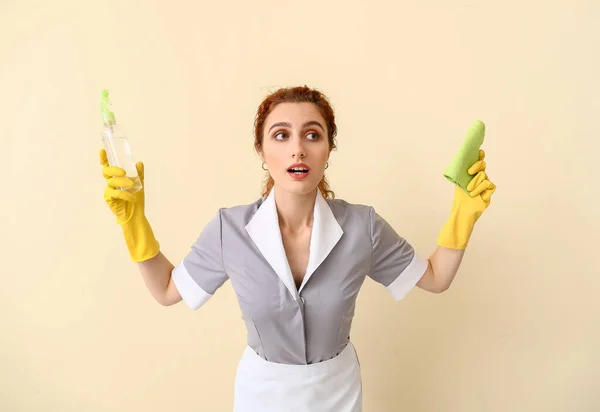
top-left (233, 341), bottom-right (363, 412)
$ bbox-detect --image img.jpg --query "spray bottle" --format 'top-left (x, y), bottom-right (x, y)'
top-left (100, 89), bottom-right (142, 193)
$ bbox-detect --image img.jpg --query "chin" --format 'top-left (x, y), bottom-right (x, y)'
top-left (277, 180), bottom-right (319, 196)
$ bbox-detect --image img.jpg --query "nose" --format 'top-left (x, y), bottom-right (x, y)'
top-left (291, 136), bottom-right (306, 158)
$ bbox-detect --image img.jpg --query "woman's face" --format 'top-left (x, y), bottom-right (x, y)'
top-left (260, 102), bottom-right (330, 196)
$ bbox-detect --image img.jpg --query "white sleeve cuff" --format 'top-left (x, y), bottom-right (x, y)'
top-left (172, 262), bottom-right (213, 310)
top-left (386, 253), bottom-right (429, 301)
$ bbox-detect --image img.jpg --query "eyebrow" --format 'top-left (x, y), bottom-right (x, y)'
top-left (268, 121), bottom-right (325, 132)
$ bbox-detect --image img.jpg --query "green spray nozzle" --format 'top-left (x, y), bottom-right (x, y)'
top-left (100, 89), bottom-right (116, 124)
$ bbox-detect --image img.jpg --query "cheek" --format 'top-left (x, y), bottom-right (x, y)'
top-left (262, 144), bottom-right (284, 166)
top-left (312, 145), bottom-right (330, 164)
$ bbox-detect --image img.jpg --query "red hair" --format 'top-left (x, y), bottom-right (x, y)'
top-left (253, 85), bottom-right (338, 199)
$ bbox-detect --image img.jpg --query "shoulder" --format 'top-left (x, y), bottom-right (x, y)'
top-left (214, 196), bottom-right (266, 227)
top-left (327, 198), bottom-right (401, 236)
top-left (326, 197), bottom-right (372, 214)
top-left (326, 197), bottom-right (375, 228)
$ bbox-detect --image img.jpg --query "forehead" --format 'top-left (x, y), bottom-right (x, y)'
top-left (264, 102), bottom-right (325, 127)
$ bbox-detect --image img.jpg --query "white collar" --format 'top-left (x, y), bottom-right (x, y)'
top-left (245, 186), bottom-right (343, 300)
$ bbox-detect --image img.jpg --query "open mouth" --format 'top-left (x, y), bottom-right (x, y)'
top-left (287, 167), bottom-right (309, 174)
top-left (287, 165), bottom-right (310, 180)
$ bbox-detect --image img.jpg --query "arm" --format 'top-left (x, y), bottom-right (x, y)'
top-left (417, 149), bottom-right (496, 294)
top-left (417, 247), bottom-right (465, 293)
top-left (137, 252), bottom-right (182, 306)
top-left (99, 150), bottom-right (182, 307)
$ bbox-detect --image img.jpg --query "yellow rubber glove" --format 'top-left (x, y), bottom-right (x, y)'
top-left (437, 149), bottom-right (496, 249)
top-left (100, 149), bottom-right (160, 262)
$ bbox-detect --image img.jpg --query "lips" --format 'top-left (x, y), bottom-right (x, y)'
top-left (287, 163), bottom-right (310, 180)
top-left (287, 163), bottom-right (310, 173)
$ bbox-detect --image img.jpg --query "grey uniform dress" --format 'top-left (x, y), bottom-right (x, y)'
top-left (172, 187), bottom-right (428, 411)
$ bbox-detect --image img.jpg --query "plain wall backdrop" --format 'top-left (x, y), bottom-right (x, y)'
top-left (2, 0), bottom-right (599, 411)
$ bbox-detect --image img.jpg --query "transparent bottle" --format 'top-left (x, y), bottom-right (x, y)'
top-left (100, 89), bottom-right (142, 193)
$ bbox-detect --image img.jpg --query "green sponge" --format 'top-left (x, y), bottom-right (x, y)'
top-left (443, 120), bottom-right (485, 193)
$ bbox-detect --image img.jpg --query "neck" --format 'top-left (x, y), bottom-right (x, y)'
top-left (273, 186), bottom-right (317, 233)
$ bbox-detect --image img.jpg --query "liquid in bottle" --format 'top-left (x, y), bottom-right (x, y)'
top-left (100, 89), bottom-right (142, 193)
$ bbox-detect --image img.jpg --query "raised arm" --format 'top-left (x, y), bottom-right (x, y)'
top-left (417, 149), bottom-right (497, 293)
top-left (99, 149), bottom-right (181, 306)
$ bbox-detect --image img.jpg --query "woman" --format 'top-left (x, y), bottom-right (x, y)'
top-left (99, 85), bottom-right (496, 411)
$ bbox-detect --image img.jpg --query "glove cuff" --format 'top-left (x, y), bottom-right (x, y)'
top-left (437, 214), bottom-right (472, 249)
top-left (436, 196), bottom-right (482, 249)
top-left (120, 214), bottom-right (160, 262)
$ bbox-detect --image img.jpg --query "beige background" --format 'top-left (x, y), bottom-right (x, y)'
top-left (2, 0), bottom-right (599, 411)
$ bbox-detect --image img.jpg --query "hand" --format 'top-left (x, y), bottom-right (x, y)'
top-left (99, 149), bottom-right (160, 262)
top-left (100, 149), bottom-right (146, 224)
top-left (437, 150), bottom-right (496, 249)
top-left (468, 150), bottom-right (496, 197)
top-left (460, 149), bottom-right (496, 215)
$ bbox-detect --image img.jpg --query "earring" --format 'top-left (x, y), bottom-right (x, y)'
top-left (262, 162), bottom-right (268, 171)
top-left (325, 162), bottom-right (329, 169)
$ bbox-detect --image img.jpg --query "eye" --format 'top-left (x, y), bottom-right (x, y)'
top-left (306, 132), bottom-right (319, 140)
top-left (273, 131), bottom-right (286, 140)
